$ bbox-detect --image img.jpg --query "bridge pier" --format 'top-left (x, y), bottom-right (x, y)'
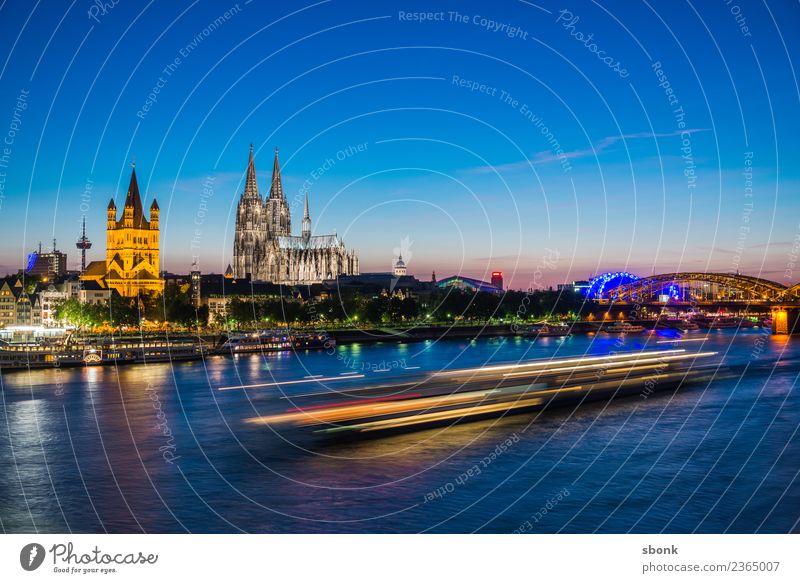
top-left (772, 307), bottom-right (800, 335)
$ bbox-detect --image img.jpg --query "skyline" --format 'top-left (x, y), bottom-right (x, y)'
top-left (0, 1), bottom-right (798, 289)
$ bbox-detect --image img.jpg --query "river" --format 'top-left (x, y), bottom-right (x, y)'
top-left (1, 328), bottom-right (798, 533)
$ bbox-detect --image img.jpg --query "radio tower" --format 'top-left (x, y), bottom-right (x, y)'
top-left (75, 216), bottom-right (92, 273)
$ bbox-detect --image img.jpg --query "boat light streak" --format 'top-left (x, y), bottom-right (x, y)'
top-left (433, 349), bottom-right (687, 377)
top-left (285, 393), bottom-right (424, 413)
top-left (219, 374), bottom-right (365, 391)
top-left (500, 352), bottom-right (717, 378)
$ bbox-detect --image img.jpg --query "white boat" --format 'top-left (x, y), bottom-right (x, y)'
top-left (603, 322), bottom-right (645, 334)
top-left (220, 330), bottom-right (333, 354)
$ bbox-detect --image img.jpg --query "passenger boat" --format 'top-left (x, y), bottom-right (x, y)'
top-left (0, 335), bottom-right (211, 370)
top-left (656, 318), bottom-right (700, 331)
top-left (603, 322), bottom-right (645, 334)
top-left (219, 331), bottom-right (333, 354)
top-left (696, 316), bottom-right (739, 329)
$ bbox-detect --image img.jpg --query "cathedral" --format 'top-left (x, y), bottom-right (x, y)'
top-left (233, 145), bottom-right (359, 284)
top-left (81, 164), bottom-right (164, 297)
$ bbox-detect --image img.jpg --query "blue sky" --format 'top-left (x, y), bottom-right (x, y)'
top-left (0, 0), bottom-right (798, 289)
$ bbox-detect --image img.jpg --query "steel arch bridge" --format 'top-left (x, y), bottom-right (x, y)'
top-left (606, 272), bottom-right (791, 302)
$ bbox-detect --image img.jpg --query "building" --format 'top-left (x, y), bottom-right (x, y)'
top-left (38, 279), bottom-right (112, 327)
top-left (557, 280), bottom-right (591, 294)
top-left (491, 271), bottom-right (504, 290)
top-left (324, 272), bottom-right (435, 301)
top-left (393, 255), bottom-right (407, 277)
top-left (193, 273), bottom-right (285, 323)
top-left (436, 275), bottom-right (503, 295)
top-left (78, 281), bottom-right (113, 305)
top-left (0, 277), bottom-right (41, 326)
top-left (81, 164), bottom-right (164, 297)
top-left (0, 279), bottom-right (18, 326)
top-left (39, 284), bottom-right (68, 327)
top-left (233, 145), bottom-right (359, 284)
top-left (26, 241), bottom-right (68, 279)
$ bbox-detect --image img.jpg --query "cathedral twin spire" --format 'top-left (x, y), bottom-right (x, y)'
top-left (241, 145), bottom-right (288, 202)
top-left (232, 145), bottom-right (359, 282)
top-left (239, 145), bottom-right (311, 238)
top-left (243, 144), bottom-right (259, 199)
top-left (269, 146), bottom-right (284, 199)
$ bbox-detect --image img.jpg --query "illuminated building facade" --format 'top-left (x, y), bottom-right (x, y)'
top-left (81, 165), bottom-right (164, 297)
top-left (233, 146), bottom-right (359, 284)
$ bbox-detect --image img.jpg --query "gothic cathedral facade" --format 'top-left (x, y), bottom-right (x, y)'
top-left (233, 146), bottom-right (359, 284)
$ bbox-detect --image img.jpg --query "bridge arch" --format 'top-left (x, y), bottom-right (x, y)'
top-left (606, 272), bottom-right (788, 301)
top-left (585, 271), bottom-right (639, 299)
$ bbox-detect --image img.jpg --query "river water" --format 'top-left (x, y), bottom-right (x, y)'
top-left (1, 328), bottom-right (798, 533)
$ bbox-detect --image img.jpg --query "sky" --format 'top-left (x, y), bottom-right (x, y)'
top-left (0, 0), bottom-right (798, 289)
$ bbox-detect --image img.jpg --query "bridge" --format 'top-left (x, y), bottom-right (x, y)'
top-left (605, 272), bottom-right (795, 302)
top-left (587, 271), bottom-right (800, 335)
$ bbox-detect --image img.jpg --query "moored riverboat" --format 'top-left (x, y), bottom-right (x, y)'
top-left (519, 323), bottom-right (571, 338)
top-left (0, 335), bottom-right (212, 370)
top-left (603, 322), bottom-right (645, 334)
top-left (219, 331), bottom-right (333, 354)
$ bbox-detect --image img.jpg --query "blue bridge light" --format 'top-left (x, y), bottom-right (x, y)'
top-left (585, 271), bottom-right (639, 299)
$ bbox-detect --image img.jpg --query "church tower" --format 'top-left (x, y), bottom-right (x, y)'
top-left (266, 147), bottom-right (291, 237)
top-left (233, 144), bottom-right (267, 278)
top-left (84, 164), bottom-right (163, 296)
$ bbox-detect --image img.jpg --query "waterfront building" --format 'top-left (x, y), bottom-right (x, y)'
top-left (0, 277), bottom-right (41, 326)
top-left (81, 165), bottom-right (164, 297)
top-left (39, 284), bottom-right (68, 327)
top-left (233, 145), bottom-right (359, 284)
top-left (38, 279), bottom-right (111, 327)
top-left (0, 280), bottom-right (20, 326)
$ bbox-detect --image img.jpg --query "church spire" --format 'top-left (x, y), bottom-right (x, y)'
top-left (123, 163), bottom-right (149, 228)
top-left (243, 143), bottom-right (259, 199)
top-left (302, 191), bottom-right (311, 239)
top-left (269, 146), bottom-right (284, 199)
top-left (125, 164), bottom-right (143, 211)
